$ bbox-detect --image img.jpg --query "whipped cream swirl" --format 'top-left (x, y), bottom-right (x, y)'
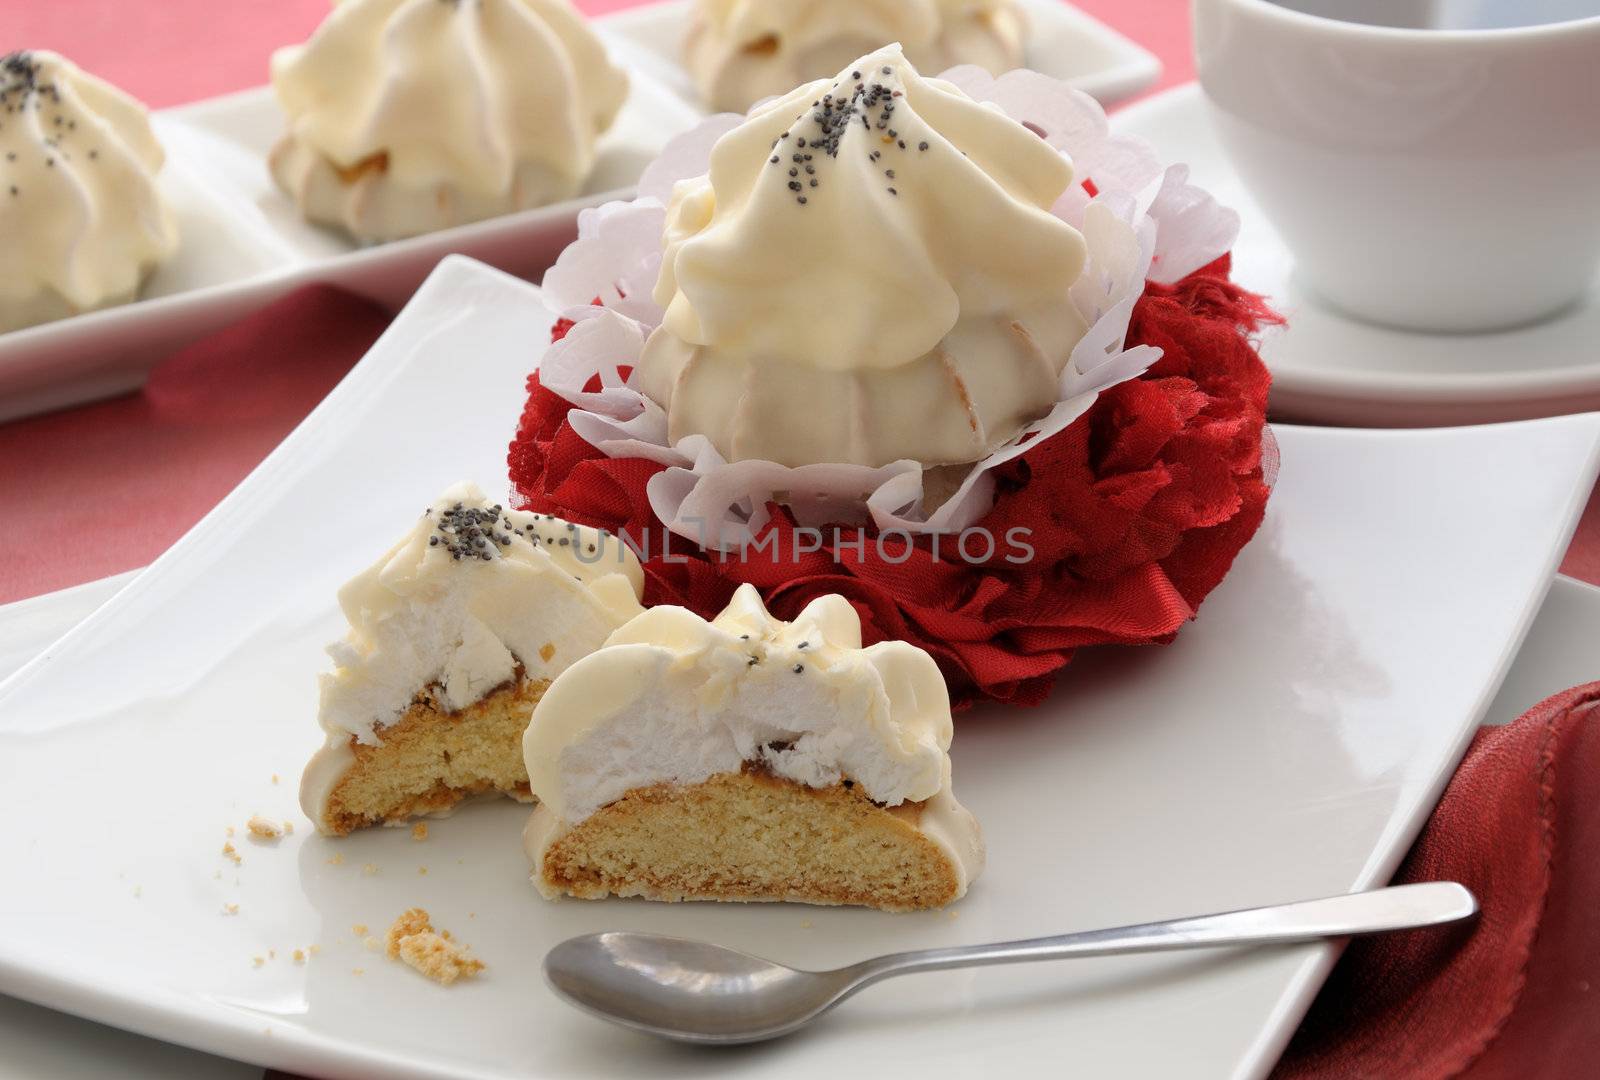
top-left (270, 0), bottom-right (628, 239)
top-left (639, 44), bottom-right (1089, 469)
top-left (0, 51), bottom-right (177, 333)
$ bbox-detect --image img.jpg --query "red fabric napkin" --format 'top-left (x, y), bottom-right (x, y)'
top-left (0, 285), bottom-right (390, 603)
top-left (1275, 682), bottom-right (1600, 1079)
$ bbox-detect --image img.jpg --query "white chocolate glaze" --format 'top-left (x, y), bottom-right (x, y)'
top-left (269, 0), bottom-right (628, 241)
top-left (521, 583), bottom-right (985, 895)
top-left (638, 44), bottom-right (1088, 469)
top-left (300, 482), bottom-right (644, 826)
top-left (0, 51), bottom-right (177, 333)
top-left (685, 0), bottom-right (1025, 113)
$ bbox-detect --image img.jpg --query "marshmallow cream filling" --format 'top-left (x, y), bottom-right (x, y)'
top-left (638, 44), bottom-right (1088, 469)
top-left (301, 482), bottom-right (645, 821)
top-left (522, 583), bottom-right (984, 888)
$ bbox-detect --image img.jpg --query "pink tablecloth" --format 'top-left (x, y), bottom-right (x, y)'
top-left (5, 0), bottom-right (1193, 110)
top-left (0, 0), bottom-right (1594, 603)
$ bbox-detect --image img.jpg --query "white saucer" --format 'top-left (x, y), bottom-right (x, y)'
top-left (1111, 85), bottom-right (1600, 428)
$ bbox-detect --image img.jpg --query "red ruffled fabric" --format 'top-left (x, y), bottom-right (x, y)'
top-left (509, 256), bottom-right (1277, 708)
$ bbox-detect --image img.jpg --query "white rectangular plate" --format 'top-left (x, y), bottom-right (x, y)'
top-left (597, 0), bottom-right (1162, 114)
top-left (4, 570), bottom-right (1599, 1080)
top-left (2, 257), bottom-right (1598, 1080)
top-left (0, 70), bottom-right (702, 424)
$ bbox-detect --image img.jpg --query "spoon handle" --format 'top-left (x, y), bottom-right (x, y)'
top-left (854, 882), bottom-right (1476, 983)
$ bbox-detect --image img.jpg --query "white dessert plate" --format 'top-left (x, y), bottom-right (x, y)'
top-left (4, 256), bottom-right (1600, 1080)
top-left (0, 71), bottom-right (702, 425)
top-left (5, 567), bottom-right (1600, 1080)
top-left (1112, 84), bottom-right (1600, 428)
top-left (595, 0), bottom-right (1162, 113)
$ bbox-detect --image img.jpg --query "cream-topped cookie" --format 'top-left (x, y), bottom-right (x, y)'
top-left (638, 44), bottom-right (1088, 469)
top-left (302, 482), bottom-right (645, 834)
top-left (685, 0), bottom-right (1025, 113)
top-left (523, 583), bottom-right (984, 908)
top-left (0, 51), bottom-right (178, 333)
top-left (269, 0), bottom-right (628, 242)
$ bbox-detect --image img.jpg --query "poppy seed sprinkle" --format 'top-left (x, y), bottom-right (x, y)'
top-left (428, 501), bottom-right (522, 562)
top-left (768, 64), bottom-right (915, 205)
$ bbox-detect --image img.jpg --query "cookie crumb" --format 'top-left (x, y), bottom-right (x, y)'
top-left (363, 936), bottom-right (381, 951)
top-left (352, 923), bottom-right (369, 936)
top-left (327, 852), bottom-right (345, 866)
top-left (384, 909), bottom-right (431, 957)
top-left (283, 821), bottom-right (295, 835)
top-left (385, 908), bottom-right (484, 986)
top-left (418, 866), bottom-right (429, 876)
top-left (352, 968), bottom-right (364, 976)
top-left (223, 903), bottom-right (239, 916)
top-left (246, 815), bottom-right (283, 841)
top-left (292, 949), bottom-right (306, 964)
top-left (252, 956), bottom-right (265, 968)
top-left (222, 842), bottom-right (242, 865)
top-left (272, 774), bottom-right (280, 785)
top-left (411, 823), bottom-right (428, 841)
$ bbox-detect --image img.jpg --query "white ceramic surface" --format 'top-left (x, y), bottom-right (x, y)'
top-left (3, 257), bottom-right (1599, 1079)
top-left (0, 573), bottom-right (136, 681)
top-left (1193, 0), bottom-right (1600, 333)
top-left (596, 0), bottom-right (1161, 112)
top-left (1113, 83), bottom-right (1600, 427)
top-left (3, 566), bottom-right (1597, 1080)
top-left (0, 72), bottom-right (702, 425)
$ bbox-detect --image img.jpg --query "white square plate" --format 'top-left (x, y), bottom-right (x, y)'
top-left (2, 257), bottom-right (1598, 1080)
top-left (0, 71), bottom-right (702, 424)
top-left (596, 0), bottom-right (1163, 114)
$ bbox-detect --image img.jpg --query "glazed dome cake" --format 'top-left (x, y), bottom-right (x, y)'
top-left (523, 584), bottom-right (985, 909)
top-left (268, 0), bottom-right (628, 242)
top-left (303, 483), bottom-right (645, 835)
top-left (639, 44), bottom-right (1088, 469)
top-left (0, 51), bottom-right (178, 334)
top-left (685, 0), bottom-right (1025, 113)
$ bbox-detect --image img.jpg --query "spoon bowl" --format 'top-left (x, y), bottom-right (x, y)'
top-left (545, 932), bottom-right (857, 1043)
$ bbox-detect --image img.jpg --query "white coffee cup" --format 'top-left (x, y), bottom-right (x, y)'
top-left (1193, 0), bottom-right (1600, 333)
